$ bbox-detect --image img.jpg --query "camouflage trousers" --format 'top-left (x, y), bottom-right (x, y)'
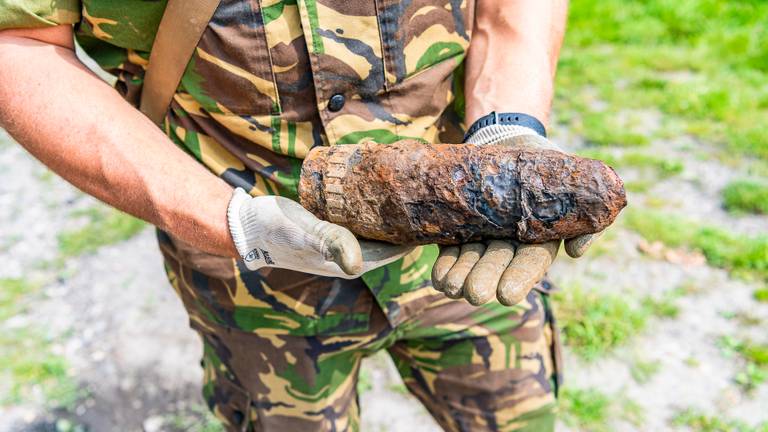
top-left (157, 231), bottom-right (562, 432)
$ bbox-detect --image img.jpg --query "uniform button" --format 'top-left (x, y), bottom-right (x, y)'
top-left (328, 93), bottom-right (346, 112)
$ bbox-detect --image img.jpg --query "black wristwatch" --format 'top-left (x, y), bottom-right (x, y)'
top-left (464, 112), bottom-right (547, 141)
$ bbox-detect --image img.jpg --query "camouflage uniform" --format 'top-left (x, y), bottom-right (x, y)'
top-left (2, 1), bottom-right (562, 430)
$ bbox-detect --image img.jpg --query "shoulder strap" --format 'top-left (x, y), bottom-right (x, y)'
top-left (139, 0), bottom-right (221, 125)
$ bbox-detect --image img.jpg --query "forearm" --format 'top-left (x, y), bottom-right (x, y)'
top-left (0, 28), bottom-right (237, 257)
top-left (464, 0), bottom-right (568, 126)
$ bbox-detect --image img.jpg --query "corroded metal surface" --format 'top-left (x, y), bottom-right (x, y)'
top-left (299, 141), bottom-right (627, 245)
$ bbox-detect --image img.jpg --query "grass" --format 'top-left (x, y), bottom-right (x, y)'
top-left (0, 278), bottom-right (82, 408)
top-left (388, 383), bottom-right (409, 395)
top-left (559, 388), bottom-right (612, 431)
top-left (630, 359), bottom-right (661, 384)
top-left (54, 419), bottom-right (87, 432)
top-left (718, 336), bottom-right (768, 393)
top-left (357, 367), bottom-right (373, 394)
top-left (58, 206), bottom-right (146, 258)
top-left (641, 287), bottom-right (684, 319)
top-left (685, 357), bottom-right (701, 368)
top-left (624, 209), bottom-right (768, 281)
top-left (624, 180), bottom-right (652, 193)
top-left (722, 179), bottom-right (768, 215)
top-left (553, 285), bottom-right (648, 361)
top-left (163, 404), bottom-right (224, 432)
top-left (578, 149), bottom-right (684, 178)
top-left (721, 310), bottom-right (763, 328)
top-left (559, 387), bottom-right (644, 431)
top-left (755, 288), bottom-right (768, 303)
top-left (557, 0), bottom-right (768, 162)
top-left (578, 112), bottom-right (650, 147)
top-left (671, 408), bottom-right (768, 432)
top-left (554, 282), bottom-right (684, 361)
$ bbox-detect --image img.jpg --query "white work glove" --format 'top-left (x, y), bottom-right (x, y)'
top-left (227, 188), bottom-right (412, 278)
top-left (432, 124), bottom-right (601, 306)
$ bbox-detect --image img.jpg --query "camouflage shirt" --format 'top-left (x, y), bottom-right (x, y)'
top-left (1, 0), bottom-right (474, 327)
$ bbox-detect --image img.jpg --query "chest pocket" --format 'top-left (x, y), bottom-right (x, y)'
top-left (376, 0), bottom-right (473, 88)
top-left (180, 0), bottom-right (281, 115)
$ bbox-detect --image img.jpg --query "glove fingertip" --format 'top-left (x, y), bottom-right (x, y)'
top-left (564, 234), bottom-right (596, 258)
top-left (497, 280), bottom-right (529, 306)
top-left (324, 228), bottom-right (363, 276)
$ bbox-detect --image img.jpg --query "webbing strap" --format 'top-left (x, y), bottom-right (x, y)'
top-left (139, 0), bottom-right (221, 124)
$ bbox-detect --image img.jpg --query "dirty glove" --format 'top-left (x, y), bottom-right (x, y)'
top-left (432, 115), bottom-right (600, 306)
top-left (228, 188), bottom-right (412, 278)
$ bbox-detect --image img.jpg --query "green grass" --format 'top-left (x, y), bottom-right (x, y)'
top-left (58, 206), bottom-right (146, 257)
top-left (624, 209), bottom-right (768, 281)
top-left (624, 180), bottom-right (652, 193)
top-left (755, 288), bottom-right (768, 303)
top-left (718, 336), bottom-right (768, 393)
top-left (553, 285), bottom-right (690, 361)
top-left (559, 388), bottom-right (612, 431)
top-left (671, 408), bottom-right (768, 432)
top-left (722, 179), bottom-right (768, 215)
top-left (0, 278), bottom-right (32, 321)
top-left (721, 310), bottom-right (763, 328)
top-left (642, 288), bottom-right (684, 319)
top-left (0, 278), bottom-right (82, 408)
top-left (630, 359), bottom-right (661, 384)
top-left (54, 419), bottom-right (87, 432)
top-left (557, 0), bottom-right (768, 161)
top-left (578, 149), bottom-right (684, 178)
top-left (578, 112), bottom-right (650, 147)
top-left (559, 388), bottom-right (644, 430)
top-left (684, 357), bottom-right (701, 368)
top-left (553, 285), bottom-right (649, 361)
top-left (554, 280), bottom-right (688, 361)
top-left (388, 383), bottom-right (409, 395)
top-left (357, 368), bottom-right (373, 394)
top-left (163, 404), bottom-right (224, 432)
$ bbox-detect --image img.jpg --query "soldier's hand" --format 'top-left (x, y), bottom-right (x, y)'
top-left (431, 115), bottom-right (601, 306)
top-left (432, 240), bottom-right (560, 306)
top-left (228, 188), bottom-right (412, 278)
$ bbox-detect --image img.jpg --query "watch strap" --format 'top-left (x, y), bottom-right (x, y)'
top-left (464, 112), bottom-right (547, 141)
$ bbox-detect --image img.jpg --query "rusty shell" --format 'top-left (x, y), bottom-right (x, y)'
top-left (298, 141), bottom-right (627, 245)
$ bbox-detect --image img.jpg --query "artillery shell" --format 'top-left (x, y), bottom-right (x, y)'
top-left (299, 141), bottom-right (626, 245)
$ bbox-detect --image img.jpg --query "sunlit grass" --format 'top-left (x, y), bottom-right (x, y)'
top-left (557, 0), bottom-right (768, 162)
top-left (559, 387), bottom-right (644, 430)
top-left (718, 336), bottom-right (768, 393)
top-left (554, 280), bottom-right (686, 361)
top-left (578, 149), bottom-right (684, 178)
top-left (559, 388), bottom-right (612, 430)
top-left (624, 209), bottom-right (768, 281)
top-left (722, 179), bottom-right (768, 215)
top-left (0, 279), bottom-right (82, 408)
top-left (672, 408), bottom-right (768, 432)
top-left (553, 285), bottom-right (648, 361)
top-left (58, 206), bottom-right (146, 257)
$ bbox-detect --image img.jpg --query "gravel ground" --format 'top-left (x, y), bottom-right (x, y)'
top-left (1, 113), bottom-right (766, 432)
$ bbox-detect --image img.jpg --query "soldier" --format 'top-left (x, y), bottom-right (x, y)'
top-left (0, 0), bottom-right (593, 430)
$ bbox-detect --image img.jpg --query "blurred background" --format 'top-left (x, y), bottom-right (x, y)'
top-left (1, 0), bottom-right (767, 431)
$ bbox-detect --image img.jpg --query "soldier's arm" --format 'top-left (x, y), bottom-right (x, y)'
top-left (0, 25), bottom-right (239, 257)
top-left (464, 0), bottom-right (568, 125)
top-left (431, 2), bottom-right (579, 304)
